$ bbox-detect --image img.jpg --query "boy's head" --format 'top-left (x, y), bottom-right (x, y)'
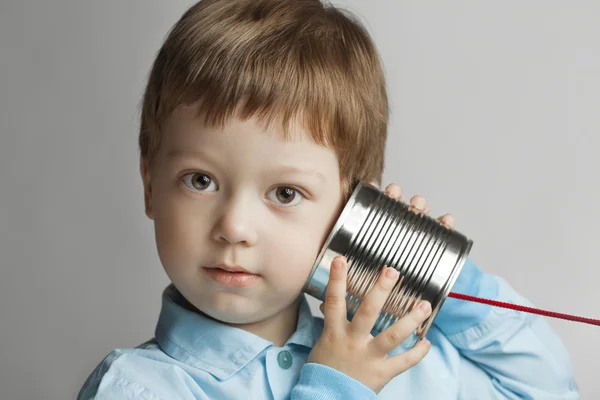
top-left (139, 0), bottom-right (388, 335)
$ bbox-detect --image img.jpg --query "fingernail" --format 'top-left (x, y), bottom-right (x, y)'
top-left (385, 268), bottom-right (398, 279)
top-left (333, 257), bottom-right (345, 271)
top-left (419, 301), bottom-right (431, 314)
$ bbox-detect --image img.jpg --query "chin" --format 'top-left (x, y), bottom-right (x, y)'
top-left (205, 305), bottom-right (274, 325)
top-left (198, 293), bottom-right (269, 324)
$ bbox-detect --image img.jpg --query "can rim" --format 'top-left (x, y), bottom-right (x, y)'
top-left (302, 180), bottom-right (368, 292)
top-left (418, 238), bottom-right (473, 340)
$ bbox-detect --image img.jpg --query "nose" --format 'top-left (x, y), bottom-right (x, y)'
top-left (211, 194), bottom-right (258, 246)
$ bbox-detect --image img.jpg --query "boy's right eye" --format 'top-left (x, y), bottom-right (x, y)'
top-left (182, 173), bottom-right (218, 192)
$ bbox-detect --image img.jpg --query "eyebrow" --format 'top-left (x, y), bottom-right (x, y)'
top-left (167, 149), bottom-right (216, 163)
top-left (168, 150), bottom-right (204, 158)
top-left (269, 165), bottom-right (327, 184)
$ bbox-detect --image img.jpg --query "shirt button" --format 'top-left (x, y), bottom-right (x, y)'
top-left (277, 350), bottom-right (293, 370)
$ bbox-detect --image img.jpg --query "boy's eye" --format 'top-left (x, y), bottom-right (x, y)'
top-left (182, 173), bottom-right (217, 192)
top-left (267, 186), bottom-right (303, 206)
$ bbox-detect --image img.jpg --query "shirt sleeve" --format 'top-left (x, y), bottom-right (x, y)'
top-left (291, 363), bottom-right (377, 400)
top-left (77, 352), bottom-right (166, 400)
top-left (434, 258), bottom-right (580, 399)
top-left (78, 350), bottom-right (209, 400)
top-left (434, 257), bottom-right (499, 335)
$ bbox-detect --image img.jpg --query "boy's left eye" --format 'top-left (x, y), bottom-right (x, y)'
top-left (266, 186), bottom-right (303, 206)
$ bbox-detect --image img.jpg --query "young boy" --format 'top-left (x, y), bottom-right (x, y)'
top-left (78, 0), bottom-right (579, 398)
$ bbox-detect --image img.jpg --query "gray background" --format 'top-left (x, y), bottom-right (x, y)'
top-left (1, 1), bottom-right (598, 398)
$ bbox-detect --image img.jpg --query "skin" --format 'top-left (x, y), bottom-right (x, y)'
top-left (141, 103), bottom-right (455, 350)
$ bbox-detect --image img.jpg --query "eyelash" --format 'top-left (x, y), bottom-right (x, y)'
top-left (179, 172), bottom-right (306, 207)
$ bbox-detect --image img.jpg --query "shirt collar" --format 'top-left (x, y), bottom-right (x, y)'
top-left (155, 284), bottom-right (320, 380)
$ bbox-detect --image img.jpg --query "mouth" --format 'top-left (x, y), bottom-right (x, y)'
top-left (212, 263), bottom-right (254, 273)
top-left (203, 264), bottom-right (260, 288)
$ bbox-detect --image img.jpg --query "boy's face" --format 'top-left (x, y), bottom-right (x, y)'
top-left (142, 104), bottom-right (344, 327)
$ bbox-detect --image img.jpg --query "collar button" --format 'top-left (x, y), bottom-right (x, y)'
top-left (277, 350), bottom-right (293, 370)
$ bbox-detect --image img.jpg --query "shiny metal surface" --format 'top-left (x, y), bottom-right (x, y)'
top-left (303, 180), bottom-right (473, 346)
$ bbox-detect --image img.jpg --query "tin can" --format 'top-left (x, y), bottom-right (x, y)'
top-left (303, 180), bottom-right (472, 347)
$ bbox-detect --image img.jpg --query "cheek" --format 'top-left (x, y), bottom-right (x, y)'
top-left (153, 193), bottom-right (205, 273)
top-left (266, 236), bottom-right (318, 291)
top-left (266, 208), bottom-right (341, 286)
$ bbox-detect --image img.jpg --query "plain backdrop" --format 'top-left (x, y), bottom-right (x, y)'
top-left (1, 1), bottom-right (598, 398)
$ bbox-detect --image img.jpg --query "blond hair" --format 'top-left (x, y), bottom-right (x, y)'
top-left (139, 0), bottom-right (388, 195)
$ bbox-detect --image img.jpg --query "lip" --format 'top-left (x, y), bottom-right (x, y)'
top-left (203, 264), bottom-right (260, 288)
top-left (212, 263), bottom-right (254, 273)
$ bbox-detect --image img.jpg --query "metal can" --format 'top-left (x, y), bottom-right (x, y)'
top-left (303, 180), bottom-right (473, 347)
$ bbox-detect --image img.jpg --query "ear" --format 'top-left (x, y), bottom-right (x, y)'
top-left (140, 156), bottom-right (154, 220)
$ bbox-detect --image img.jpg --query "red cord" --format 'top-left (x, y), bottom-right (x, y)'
top-left (448, 292), bottom-right (600, 327)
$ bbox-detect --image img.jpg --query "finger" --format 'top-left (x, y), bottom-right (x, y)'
top-left (322, 256), bottom-right (350, 332)
top-left (368, 180), bottom-right (380, 189)
top-left (386, 338), bottom-right (431, 376)
top-left (437, 213), bottom-right (455, 229)
top-left (384, 184), bottom-right (404, 201)
top-left (370, 300), bottom-right (432, 355)
top-left (348, 267), bottom-right (399, 337)
top-left (409, 195), bottom-right (428, 215)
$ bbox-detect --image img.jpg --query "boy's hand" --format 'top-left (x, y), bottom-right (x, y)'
top-left (307, 183), bottom-right (454, 393)
top-left (308, 257), bottom-right (432, 393)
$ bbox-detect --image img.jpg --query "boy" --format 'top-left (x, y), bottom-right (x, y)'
top-left (78, 0), bottom-right (579, 398)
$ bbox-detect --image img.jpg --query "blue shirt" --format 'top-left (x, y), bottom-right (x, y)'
top-left (78, 259), bottom-right (580, 399)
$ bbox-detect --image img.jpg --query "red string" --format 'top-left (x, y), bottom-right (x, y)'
top-left (448, 292), bottom-right (600, 327)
